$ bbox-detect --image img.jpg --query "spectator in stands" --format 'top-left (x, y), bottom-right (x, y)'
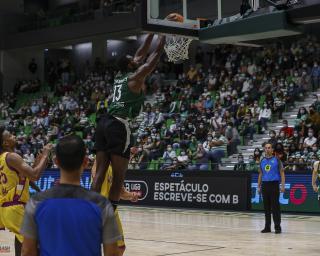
top-left (273, 92), bottom-right (285, 120)
top-left (164, 157), bottom-right (180, 171)
top-left (279, 120), bottom-right (293, 138)
top-left (162, 144), bottom-right (176, 169)
top-left (258, 103), bottom-right (272, 133)
top-left (308, 106), bottom-right (320, 132)
top-left (303, 128), bottom-right (317, 149)
top-left (239, 113), bottom-right (255, 144)
top-left (246, 155), bottom-right (259, 172)
top-left (274, 143), bottom-right (287, 162)
top-left (267, 130), bottom-right (277, 148)
top-left (295, 107), bottom-right (308, 131)
top-left (253, 148), bottom-right (262, 163)
top-left (177, 150), bottom-right (189, 169)
top-left (188, 144), bottom-right (209, 171)
top-left (234, 154), bottom-right (246, 171)
top-left (207, 130), bottom-right (227, 168)
top-left (225, 122), bottom-right (241, 155)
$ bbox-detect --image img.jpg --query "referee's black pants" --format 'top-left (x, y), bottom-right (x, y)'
top-left (262, 181), bottom-right (281, 229)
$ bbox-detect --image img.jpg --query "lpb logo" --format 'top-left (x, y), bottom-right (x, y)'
top-left (124, 180), bottom-right (149, 201)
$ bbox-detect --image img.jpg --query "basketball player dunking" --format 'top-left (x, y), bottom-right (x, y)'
top-left (0, 127), bottom-right (52, 256)
top-left (91, 34), bottom-right (165, 210)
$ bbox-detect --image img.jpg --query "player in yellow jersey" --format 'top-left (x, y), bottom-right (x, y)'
top-left (91, 159), bottom-right (138, 255)
top-left (0, 127), bottom-right (52, 256)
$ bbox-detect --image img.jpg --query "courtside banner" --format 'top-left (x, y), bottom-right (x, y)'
top-left (122, 171), bottom-right (250, 210)
top-left (252, 172), bottom-right (320, 213)
top-left (30, 169), bottom-right (249, 210)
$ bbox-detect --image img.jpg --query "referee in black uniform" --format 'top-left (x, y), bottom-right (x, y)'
top-left (258, 143), bottom-right (285, 234)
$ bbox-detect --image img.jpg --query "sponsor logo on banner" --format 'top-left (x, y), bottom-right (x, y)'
top-left (252, 182), bottom-right (308, 205)
top-left (124, 180), bottom-right (149, 200)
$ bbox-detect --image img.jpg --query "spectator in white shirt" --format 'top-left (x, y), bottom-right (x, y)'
top-left (259, 103), bottom-right (272, 132)
top-left (303, 129), bottom-right (317, 149)
top-left (241, 78), bottom-right (251, 93)
top-left (177, 151), bottom-right (189, 166)
top-left (210, 112), bottom-right (222, 131)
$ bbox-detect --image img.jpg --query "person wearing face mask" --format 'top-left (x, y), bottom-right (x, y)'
top-left (195, 123), bottom-right (208, 141)
top-left (303, 129), bottom-right (317, 150)
top-left (236, 102), bottom-right (247, 125)
top-left (250, 101), bottom-right (261, 121)
top-left (210, 112), bottom-right (222, 131)
top-left (203, 134), bottom-right (213, 152)
top-left (308, 106), bottom-right (320, 132)
top-left (164, 157), bottom-right (181, 171)
top-left (177, 151), bottom-right (189, 168)
top-left (274, 143), bottom-right (287, 162)
top-left (154, 108), bottom-right (164, 126)
top-left (234, 154), bottom-right (246, 171)
top-left (295, 107), bottom-right (308, 131)
top-left (162, 145), bottom-right (176, 170)
top-left (311, 62), bottom-right (320, 91)
top-left (185, 123), bottom-right (195, 140)
top-left (225, 122), bottom-right (240, 156)
top-left (161, 125), bottom-right (173, 145)
top-left (258, 103), bottom-right (271, 133)
top-left (143, 137), bottom-right (155, 157)
top-left (204, 96), bottom-right (213, 110)
top-left (246, 155), bottom-right (259, 172)
top-left (267, 130), bottom-right (277, 148)
top-left (239, 113), bottom-right (255, 144)
top-left (279, 120), bottom-right (293, 138)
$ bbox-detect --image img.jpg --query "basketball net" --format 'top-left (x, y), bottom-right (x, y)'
top-left (164, 35), bottom-right (193, 63)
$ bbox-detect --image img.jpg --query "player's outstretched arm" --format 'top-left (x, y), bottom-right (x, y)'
top-left (133, 33), bottom-right (154, 64)
top-left (7, 144), bottom-right (52, 181)
top-left (129, 35), bottom-right (165, 92)
top-left (312, 161), bottom-right (319, 192)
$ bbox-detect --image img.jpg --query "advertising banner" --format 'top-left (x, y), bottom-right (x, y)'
top-left (122, 171), bottom-right (250, 210)
top-left (251, 173), bottom-right (320, 213)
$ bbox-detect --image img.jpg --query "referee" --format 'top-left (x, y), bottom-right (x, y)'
top-left (258, 143), bottom-right (285, 234)
top-left (20, 135), bottom-right (121, 256)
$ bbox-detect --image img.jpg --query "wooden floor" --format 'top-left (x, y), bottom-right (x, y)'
top-left (1, 206), bottom-right (320, 255)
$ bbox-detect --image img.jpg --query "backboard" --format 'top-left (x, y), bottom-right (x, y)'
top-left (141, 0), bottom-right (200, 38)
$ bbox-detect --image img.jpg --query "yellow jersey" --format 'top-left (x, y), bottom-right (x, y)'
top-left (91, 165), bottom-right (113, 198)
top-left (0, 152), bottom-right (30, 206)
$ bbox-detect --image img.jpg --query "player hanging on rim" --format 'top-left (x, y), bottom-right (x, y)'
top-left (91, 34), bottom-right (165, 209)
top-left (0, 127), bottom-right (52, 256)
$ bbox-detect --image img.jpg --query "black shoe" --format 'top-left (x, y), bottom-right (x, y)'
top-left (275, 229), bottom-right (282, 234)
top-left (261, 228), bottom-right (271, 233)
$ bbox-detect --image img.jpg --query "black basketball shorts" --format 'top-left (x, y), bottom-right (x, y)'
top-left (95, 114), bottom-right (132, 159)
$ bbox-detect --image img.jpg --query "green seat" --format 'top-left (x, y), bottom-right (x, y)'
top-left (166, 118), bottom-right (173, 127)
top-left (89, 113), bottom-right (96, 125)
top-left (76, 131), bottom-right (83, 138)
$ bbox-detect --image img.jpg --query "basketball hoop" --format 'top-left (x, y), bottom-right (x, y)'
top-left (164, 35), bottom-right (193, 63)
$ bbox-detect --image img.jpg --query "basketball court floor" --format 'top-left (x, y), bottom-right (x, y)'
top-left (1, 206), bottom-right (320, 256)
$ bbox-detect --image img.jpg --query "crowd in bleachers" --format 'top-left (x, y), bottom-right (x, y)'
top-left (1, 36), bottom-right (320, 171)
